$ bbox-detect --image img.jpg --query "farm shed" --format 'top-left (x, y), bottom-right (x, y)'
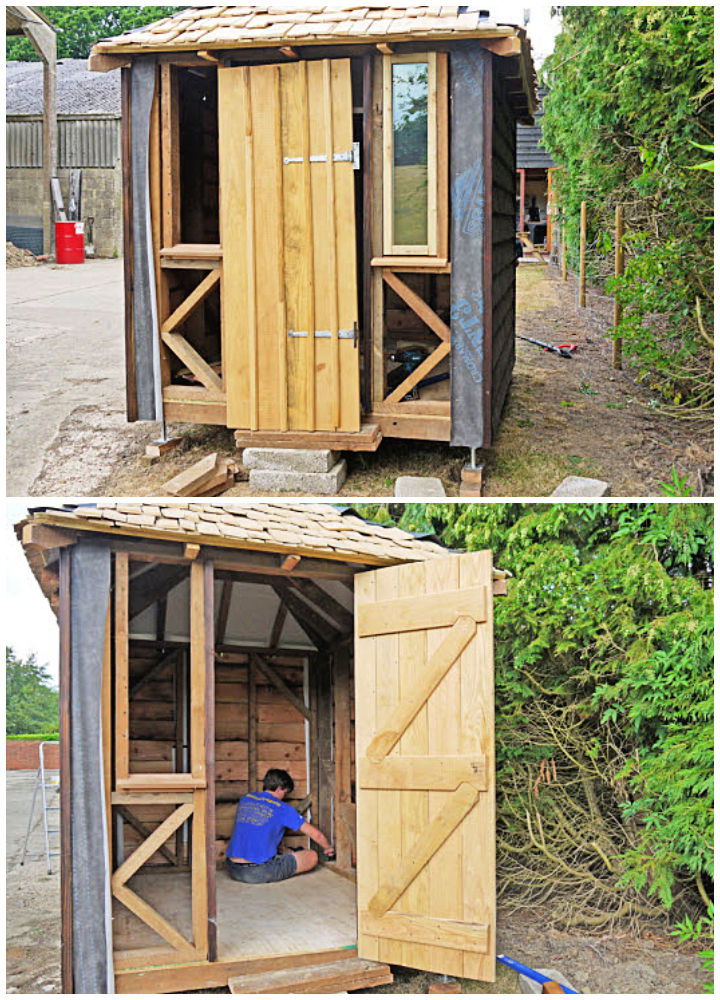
top-left (18, 501), bottom-right (505, 994)
top-left (89, 4), bottom-right (536, 452)
top-left (6, 59), bottom-right (123, 258)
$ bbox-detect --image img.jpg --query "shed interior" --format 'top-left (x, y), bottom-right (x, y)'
top-left (112, 555), bottom-right (360, 972)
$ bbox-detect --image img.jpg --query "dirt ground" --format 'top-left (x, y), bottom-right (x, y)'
top-left (6, 770), bottom-right (706, 995)
top-left (7, 259), bottom-right (712, 498)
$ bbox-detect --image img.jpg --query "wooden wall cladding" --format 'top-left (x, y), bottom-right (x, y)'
top-left (126, 643), bottom-right (309, 862)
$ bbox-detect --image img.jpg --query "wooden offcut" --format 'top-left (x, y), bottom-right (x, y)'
top-left (228, 957), bottom-right (393, 993)
top-left (162, 453), bottom-right (238, 497)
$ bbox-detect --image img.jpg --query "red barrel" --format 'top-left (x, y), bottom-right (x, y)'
top-left (55, 221), bottom-right (85, 264)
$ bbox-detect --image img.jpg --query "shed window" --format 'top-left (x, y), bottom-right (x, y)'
top-left (383, 53), bottom-right (444, 257)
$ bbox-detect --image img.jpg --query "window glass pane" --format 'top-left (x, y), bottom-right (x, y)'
top-left (392, 61), bottom-right (428, 246)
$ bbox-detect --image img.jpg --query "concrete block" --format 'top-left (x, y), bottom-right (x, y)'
top-left (551, 476), bottom-right (611, 497)
top-left (242, 447), bottom-right (339, 473)
top-left (249, 459), bottom-right (347, 496)
top-left (394, 476), bottom-right (447, 498)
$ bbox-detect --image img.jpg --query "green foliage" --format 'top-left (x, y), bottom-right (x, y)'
top-left (351, 503), bottom-right (713, 923)
top-left (6, 648), bottom-right (59, 737)
top-left (541, 7), bottom-right (713, 414)
top-left (6, 732), bottom-right (60, 741)
top-left (6, 7), bottom-right (182, 61)
top-left (672, 904), bottom-right (714, 991)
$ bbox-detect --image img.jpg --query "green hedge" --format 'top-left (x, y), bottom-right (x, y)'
top-left (6, 733), bottom-right (59, 742)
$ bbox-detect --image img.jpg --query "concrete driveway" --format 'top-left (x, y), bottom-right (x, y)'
top-left (6, 258), bottom-right (129, 496)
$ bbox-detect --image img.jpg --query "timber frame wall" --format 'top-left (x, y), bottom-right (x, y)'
top-left (121, 41), bottom-right (528, 449)
top-left (57, 537), bottom-right (360, 993)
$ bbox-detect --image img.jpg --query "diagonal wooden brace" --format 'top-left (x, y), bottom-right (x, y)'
top-left (366, 616), bottom-right (476, 762)
top-left (367, 781), bottom-right (479, 917)
top-left (112, 802), bottom-right (194, 889)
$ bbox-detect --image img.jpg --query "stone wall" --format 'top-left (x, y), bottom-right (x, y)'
top-left (6, 164), bottom-right (123, 258)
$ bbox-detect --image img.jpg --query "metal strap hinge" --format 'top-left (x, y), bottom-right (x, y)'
top-left (288, 328), bottom-right (356, 339)
top-left (284, 143), bottom-right (360, 169)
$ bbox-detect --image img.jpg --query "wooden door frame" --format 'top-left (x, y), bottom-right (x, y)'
top-left (107, 550), bottom-right (217, 968)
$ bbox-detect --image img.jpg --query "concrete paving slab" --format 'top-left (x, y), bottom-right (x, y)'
top-left (249, 459), bottom-right (347, 495)
top-left (395, 475), bottom-right (447, 497)
top-left (243, 447), bottom-right (339, 473)
top-left (551, 476), bottom-right (611, 497)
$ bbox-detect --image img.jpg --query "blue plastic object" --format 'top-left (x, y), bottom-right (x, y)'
top-left (496, 955), bottom-right (580, 994)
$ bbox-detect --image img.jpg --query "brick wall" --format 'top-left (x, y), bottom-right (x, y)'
top-left (6, 164), bottom-right (123, 258)
top-left (6, 740), bottom-right (60, 770)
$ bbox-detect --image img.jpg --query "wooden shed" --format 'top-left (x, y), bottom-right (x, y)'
top-left (19, 501), bottom-right (506, 994)
top-left (89, 5), bottom-right (535, 454)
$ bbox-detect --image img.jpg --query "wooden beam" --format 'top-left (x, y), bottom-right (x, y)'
top-left (381, 270), bottom-right (450, 342)
top-left (314, 652), bottom-right (334, 850)
top-left (251, 653), bottom-right (311, 722)
top-left (184, 542), bottom-right (201, 561)
top-left (130, 648), bottom-right (179, 699)
top-left (216, 579), bottom-right (233, 645)
top-left (197, 49), bottom-right (220, 63)
top-left (287, 578), bottom-right (353, 634)
top-left (281, 554), bottom-right (301, 572)
top-left (112, 803), bottom-right (194, 888)
top-left (333, 646), bottom-right (353, 870)
top-left (113, 883), bottom-right (196, 953)
top-left (358, 587), bottom-right (487, 636)
top-left (129, 563), bottom-right (188, 620)
top-left (160, 331), bottom-right (224, 393)
top-left (115, 551), bottom-right (130, 781)
top-left (161, 268), bottom-right (221, 334)
top-left (367, 782), bottom-right (479, 917)
top-left (22, 522), bottom-right (76, 550)
top-left (248, 657), bottom-right (258, 793)
top-left (116, 806), bottom-right (178, 867)
top-left (88, 51), bottom-right (130, 72)
top-left (268, 600), bottom-right (288, 649)
top-left (376, 42), bottom-right (393, 55)
top-left (202, 560), bottom-right (217, 961)
top-left (273, 584), bottom-right (340, 648)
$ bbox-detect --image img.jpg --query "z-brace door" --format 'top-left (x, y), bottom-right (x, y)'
top-left (218, 59), bottom-right (360, 433)
top-left (354, 552), bottom-right (495, 980)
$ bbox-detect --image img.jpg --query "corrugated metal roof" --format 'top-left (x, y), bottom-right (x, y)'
top-left (6, 59), bottom-right (121, 115)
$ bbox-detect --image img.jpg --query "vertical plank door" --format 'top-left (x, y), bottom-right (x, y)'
top-left (218, 59), bottom-right (360, 433)
top-left (354, 551), bottom-right (495, 980)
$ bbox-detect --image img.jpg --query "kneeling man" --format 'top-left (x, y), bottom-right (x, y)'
top-left (226, 768), bottom-right (334, 884)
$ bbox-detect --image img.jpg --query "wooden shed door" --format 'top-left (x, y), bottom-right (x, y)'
top-left (218, 59), bottom-right (360, 433)
top-left (354, 552), bottom-right (496, 980)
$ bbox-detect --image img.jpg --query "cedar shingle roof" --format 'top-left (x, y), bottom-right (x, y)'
top-left (22, 501), bottom-right (449, 565)
top-left (92, 4), bottom-right (523, 54)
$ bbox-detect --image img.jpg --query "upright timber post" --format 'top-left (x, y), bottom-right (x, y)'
top-left (613, 204), bottom-right (624, 370)
top-left (6, 8), bottom-right (57, 254)
top-left (578, 200), bottom-right (587, 308)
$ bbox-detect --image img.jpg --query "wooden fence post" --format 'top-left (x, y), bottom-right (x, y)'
top-left (613, 204), bottom-right (624, 370)
top-left (578, 200), bottom-right (587, 307)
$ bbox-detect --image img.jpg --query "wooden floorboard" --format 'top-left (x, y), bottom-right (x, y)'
top-left (113, 866), bottom-right (357, 962)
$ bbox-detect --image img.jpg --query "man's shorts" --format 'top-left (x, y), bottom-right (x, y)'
top-left (225, 853), bottom-right (297, 884)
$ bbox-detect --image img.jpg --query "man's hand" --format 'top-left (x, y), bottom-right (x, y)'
top-left (299, 820), bottom-right (334, 857)
top-left (324, 845), bottom-right (336, 861)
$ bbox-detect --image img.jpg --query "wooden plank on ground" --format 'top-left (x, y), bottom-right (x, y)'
top-left (228, 958), bottom-right (392, 994)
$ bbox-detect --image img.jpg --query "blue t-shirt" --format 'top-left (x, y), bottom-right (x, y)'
top-left (227, 791), bottom-right (305, 864)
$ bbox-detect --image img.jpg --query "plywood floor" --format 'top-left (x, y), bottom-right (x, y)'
top-left (113, 866), bottom-right (358, 960)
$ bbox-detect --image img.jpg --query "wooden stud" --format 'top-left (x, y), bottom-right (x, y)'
top-left (381, 269), bottom-right (450, 342)
top-left (115, 552), bottom-right (130, 782)
top-left (579, 200), bottom-right (587, 308)
top-left (613, 204), bottom-right (624, 370)
top-left (102, 604), bottom-right (113, 855)
top-left (248, 656), bottom-right (258, 793)
top-left (203, 560), bottom-right (217, 961)
top-left (333, 645), bottom-right (353, 869)
top-left (252, 653), bottom-right (312, 722)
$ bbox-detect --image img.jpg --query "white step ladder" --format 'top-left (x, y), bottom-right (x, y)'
top-left (20, 741), bottom-right (60, 874)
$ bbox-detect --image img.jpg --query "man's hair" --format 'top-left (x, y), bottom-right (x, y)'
top-left (263, 768), bottom-right (294, 794)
